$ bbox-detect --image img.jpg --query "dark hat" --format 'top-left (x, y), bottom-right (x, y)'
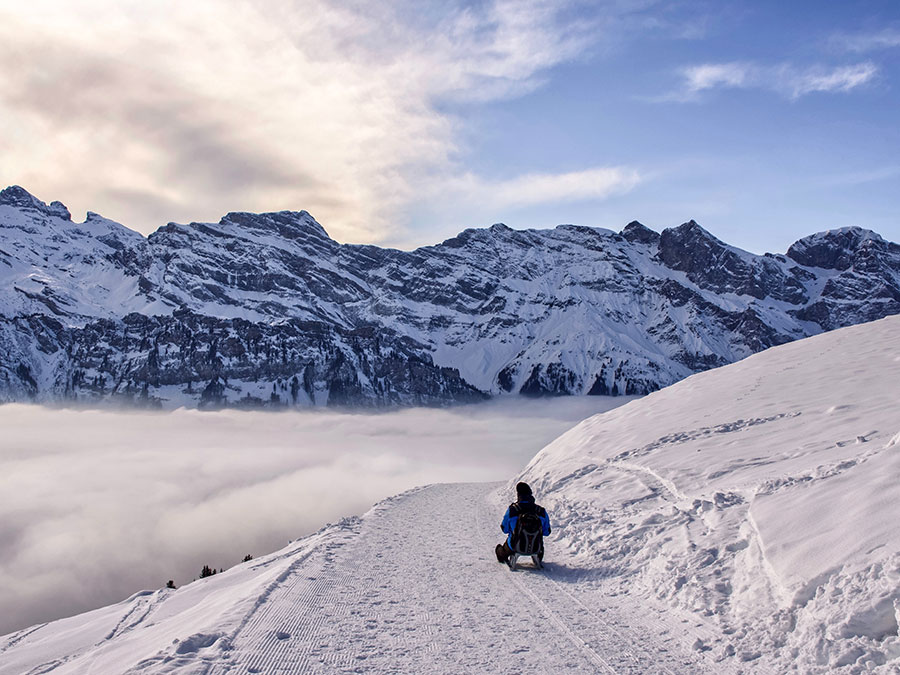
top-left (516, 482), bottom-right (533, 499)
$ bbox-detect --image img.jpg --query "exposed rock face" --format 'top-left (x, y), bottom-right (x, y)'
top-left (2, 185), bottom-right (898, 408)
top-left (0, 311), bottom-right (482, 409)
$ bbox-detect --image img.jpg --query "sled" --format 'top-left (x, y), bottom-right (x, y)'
top-left (507, 553), bottom-right (543, 571)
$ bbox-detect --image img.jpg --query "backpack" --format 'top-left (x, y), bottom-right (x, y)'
top-left (510, 503), bottom-right (544, 555)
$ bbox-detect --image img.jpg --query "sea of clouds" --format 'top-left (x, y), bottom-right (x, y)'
top-left (0, 396), bottom-right (632, 635)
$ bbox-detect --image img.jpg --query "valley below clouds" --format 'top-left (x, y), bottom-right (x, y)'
top-left (0, 396), bottom-right (631, 635)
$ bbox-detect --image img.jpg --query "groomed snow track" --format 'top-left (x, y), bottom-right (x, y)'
top-left (0, 483), bottom-right (735, 674)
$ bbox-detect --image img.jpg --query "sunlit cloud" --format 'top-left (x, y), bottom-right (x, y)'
top-left (0, 397), bottom-right (630, 635)
top-left (0, 0), bottom-right (612, 243)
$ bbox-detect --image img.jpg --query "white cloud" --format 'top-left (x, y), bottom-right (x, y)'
top-left (0, 0), bottom-right (608, 242)
top-left (443, 167), bottom-right (642, 212)
top-left (0, 397), bottom-right (629, 635)
top-left (781, 62), bottom-right (878, 98)
top-left (660, 60), bottom-right (877, 102)
top-left (683, 62), bottom-right (752, 94)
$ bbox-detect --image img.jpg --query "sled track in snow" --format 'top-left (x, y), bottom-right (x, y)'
top-left (472, 490), bottom-right (617, 673)
top-left (0, 623), bottom-right (48, 655)
top-left (478, 487), bottom-right (704, 675)
top-left (105, 590), bottom-right (162, 641)
top-left (214, 526), bottom-right (364, 674)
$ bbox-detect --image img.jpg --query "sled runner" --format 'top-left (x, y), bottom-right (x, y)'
top-left (507, 552), bottom-right (543, 571)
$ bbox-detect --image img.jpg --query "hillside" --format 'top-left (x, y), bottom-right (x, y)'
top-left (2, 316), bottom-right (897, 673)
top-left (521, 314), bottom-right (900, 672)
top-left (2, 185), bottom-right (899, 408)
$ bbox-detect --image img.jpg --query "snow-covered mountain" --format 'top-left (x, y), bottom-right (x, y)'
top-left (2, 184), bottom-right (899, 408)
top-left (2, 316), bottom-right (897, 673)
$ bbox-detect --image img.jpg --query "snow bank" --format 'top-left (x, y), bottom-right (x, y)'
top-left (520, 315), bottom-right (900, 672)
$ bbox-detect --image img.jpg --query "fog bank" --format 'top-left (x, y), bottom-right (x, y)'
top-left (0, 396), bottom-right (633, 634)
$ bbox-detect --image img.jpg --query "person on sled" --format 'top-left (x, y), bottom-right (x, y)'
top-left (495, 481), bottom-right (551, 569)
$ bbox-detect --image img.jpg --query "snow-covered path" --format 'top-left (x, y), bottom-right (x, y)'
top-left (1, 482), bottom-right (728, 674)
top-left (214, 482), bottom-right (701, 674)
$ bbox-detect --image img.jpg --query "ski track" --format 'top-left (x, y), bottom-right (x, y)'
top-left (105, 590), bottom-right (162, 641)
top-left (4, 483), bottom-right (733, 674)
top-left (0, 623), bottom-right (48, 655)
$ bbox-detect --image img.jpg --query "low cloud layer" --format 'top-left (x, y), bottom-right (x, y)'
top-left (0, 397), bottom-right (631, 635)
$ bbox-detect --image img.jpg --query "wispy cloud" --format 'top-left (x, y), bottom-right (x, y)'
top-left (443, 167), bottom-right (642, 211)
top-left (683, 62), bottom-right (753, 94)
top-left (833, 28), bottom-right (900, 52)
top-left (813, 165), bottom-right (900, 188)
top-left (782, 62), bottom-right (879, 98)
top-left (656, 60), bottom-right (878, 102)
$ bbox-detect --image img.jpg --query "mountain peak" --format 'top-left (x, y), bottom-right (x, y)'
top-left (657, 219), bottom-right (728, 269)
top-left (0, 185), bottom-right (71, 220)
top-left (220, 209), bottom-right (332, 242)
top-left (0, 185), bottom-right (41, 209)
top-left (670, 219), bottom-right (718, 240)
top-left (787, 226), bottom-right (886, 270)
top-left (620, 220), bottom-right (660, 245)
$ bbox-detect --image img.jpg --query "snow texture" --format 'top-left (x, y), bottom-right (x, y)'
top-left (2, 315), bottom-right (898, 673)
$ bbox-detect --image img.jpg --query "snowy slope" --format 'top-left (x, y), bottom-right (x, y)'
top-left (2, 316), bottom-right (898, 673)
top-left (521, 314), bottom-right (900, 672)
top-left (0, 186), bottom-right (160, 320)
top-left (2, 184), bottom-right (899, 408)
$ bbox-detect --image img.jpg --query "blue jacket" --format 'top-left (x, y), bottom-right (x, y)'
top-left (501, 497), bottom-right (551, 548)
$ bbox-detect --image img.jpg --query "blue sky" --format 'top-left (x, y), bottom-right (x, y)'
top-left (422, 0), bottom-right (900, 253)
top-left (1, 0), bottom-right (898, 253)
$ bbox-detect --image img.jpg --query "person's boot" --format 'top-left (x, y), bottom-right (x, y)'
top-left (495, 544), bottom-right (507, 563)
